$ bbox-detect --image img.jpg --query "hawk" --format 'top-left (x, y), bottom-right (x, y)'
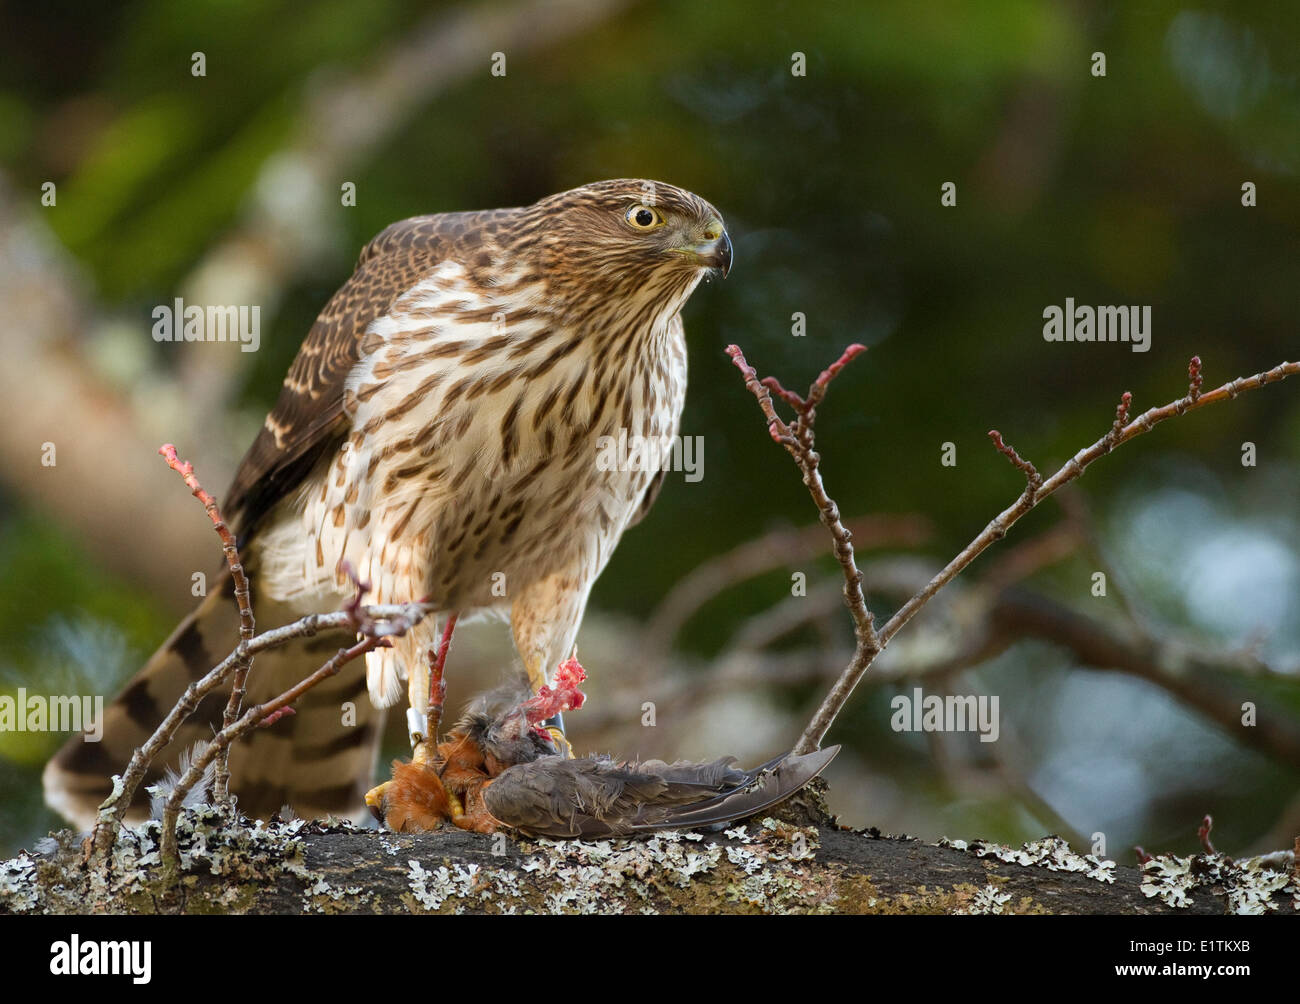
top-left (45, 179), bottom-right (732, 828)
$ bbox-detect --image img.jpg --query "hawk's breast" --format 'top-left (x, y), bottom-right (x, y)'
top-left (254, 258), bottom-right (688, 615)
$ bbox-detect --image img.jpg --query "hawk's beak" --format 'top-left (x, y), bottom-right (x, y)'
top-left (683, 221), bottom-right (732, 278)
top-left (711, 229), bottom-right (733, 278)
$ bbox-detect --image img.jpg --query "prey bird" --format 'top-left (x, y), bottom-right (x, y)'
top-left (45, 180), bottom-right (732, 828)
top-left (371, 668), bottom-right (840, 838)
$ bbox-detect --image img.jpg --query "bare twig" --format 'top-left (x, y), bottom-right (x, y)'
top-left (1187, 356), bottom-right (1203, 406)
top-left (93, 449), bottom-right (425, 870)
top-left (1101, 392), bottom-right (1133, 456)
top-left (85, 600), bottom-right (429, 867)
top-left (726, 343), bottom-right (881, 757)
top-left (157, 445), bottom-right (253, 805)
top-left (1198, 814), bottom-right (1218, 856)
top-left (158, 634), bottom-right (389, 867)
top-left (726, 349), bottom-right (1298, 757)
top-left (156, 597), bottom-right (426, 869)
top-left (987, 430), bottom-right (1042, 499)
top-left (877, 359), bottom-right (1297, 653)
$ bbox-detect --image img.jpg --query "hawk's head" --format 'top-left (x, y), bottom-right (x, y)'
top-left (532, 179), bottom-right (731, 316)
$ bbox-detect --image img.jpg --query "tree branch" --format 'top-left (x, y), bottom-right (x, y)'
top-left (726, 347), bottom-right (1297, 757)
top-left (87, 451), bottom-right (433, 873)
top-left (157, 445), bottom-right (254, 806)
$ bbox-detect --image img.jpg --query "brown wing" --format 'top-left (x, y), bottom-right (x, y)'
top-left (223, 210), bottom-right (512, 537)
top-left (482, 747), bottom-right (840, 838)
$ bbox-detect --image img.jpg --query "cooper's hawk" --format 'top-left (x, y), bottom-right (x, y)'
top-left (44, 179), bottom-right (732, 828)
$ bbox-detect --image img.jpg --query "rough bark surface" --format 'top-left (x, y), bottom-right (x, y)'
top-left (3, 799), bottom-right (1293, 915)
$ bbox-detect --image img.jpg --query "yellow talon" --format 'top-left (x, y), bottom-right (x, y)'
top-left (364, 780), bottom-right (390, 818)
top-left (366, 738), bottom-right (438, 820)
top-left (410, 739), bottom-right (434, 765)
top-left (545, 725), bottom-right (574, 759)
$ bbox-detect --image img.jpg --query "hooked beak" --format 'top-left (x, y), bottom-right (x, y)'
top-left (710, 228), bottom-right (733, 278)
top-left (681, 219), bottom-right (732, 278)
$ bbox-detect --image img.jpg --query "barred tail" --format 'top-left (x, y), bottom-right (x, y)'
top-left (43, 578), bottom-right (384, 829)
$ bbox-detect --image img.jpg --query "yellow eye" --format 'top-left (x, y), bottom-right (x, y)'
top-left (625, 204), bottom-right (664, 229)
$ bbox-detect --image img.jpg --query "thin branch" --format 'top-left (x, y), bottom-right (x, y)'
top-left (1187, 356), bottom-right (1203, 406)
top-left (987, 430), bottom-right (1042, 499)
top-left (153, 552), bottom-right (431, 868)
top-left (725, 344), bottom-right (881, 731)
top-left (726, 348), bottom-right (1298, 757)
top-left (86, 599), bottom-right (430, 867)
top-left (158, 445), bottom-right (253, 805)
top-left (157, 628), bottom-right (402, 868)
top-left (92, 448), bottom-right (430, 868)
top-left (1198, 814), bottom-right (1218, 856)
top-left (877, 360), bottom-right (1297, 654)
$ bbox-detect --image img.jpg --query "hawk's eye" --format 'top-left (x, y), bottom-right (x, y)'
top-left (626, 205), bottom-right (664, 230)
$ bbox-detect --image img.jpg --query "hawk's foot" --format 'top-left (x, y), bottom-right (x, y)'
top-left (544, 722), bottom-right (574, 760)
top-left (519, 657), bottom-right (586, 760)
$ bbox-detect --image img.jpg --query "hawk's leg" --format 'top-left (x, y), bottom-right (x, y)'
top-left (407, 613), bottom-right (458, 752)
top-left (510, 570), bottom-right (592, 759)
top-left (365, 613), bottom-right (459, 820)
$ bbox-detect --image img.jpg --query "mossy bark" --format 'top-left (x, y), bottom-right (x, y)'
top-left (5, 804), bottom-right (1284, 915)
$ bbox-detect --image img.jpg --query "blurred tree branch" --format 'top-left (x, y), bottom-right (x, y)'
top-left (0, 173), bottom-right (214, 599)
top-left (723, 345), bottom-right (1296, 757)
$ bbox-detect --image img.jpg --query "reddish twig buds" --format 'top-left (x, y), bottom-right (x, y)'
top-left (808, 342), bottom-right (867, 410)
top-left (726, 342), bottom-right (867, 454)
top-left (1198, 814), bottom-right (1216, 855)
top-left (1103, 391), bottom-right (1133, 449)
top-left (988, 430), bottom-right (1043, 497)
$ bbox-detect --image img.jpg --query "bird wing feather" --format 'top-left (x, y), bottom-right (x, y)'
top-left (483, 746), bottom-right (840, 838)
top-left (629, 746), bottom-right (839, 832)
top-left (223, 211), bottom-right (508, 536)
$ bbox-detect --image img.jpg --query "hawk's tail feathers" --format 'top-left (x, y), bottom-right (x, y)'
top-left (43, 582), bottom-right (385, 830)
